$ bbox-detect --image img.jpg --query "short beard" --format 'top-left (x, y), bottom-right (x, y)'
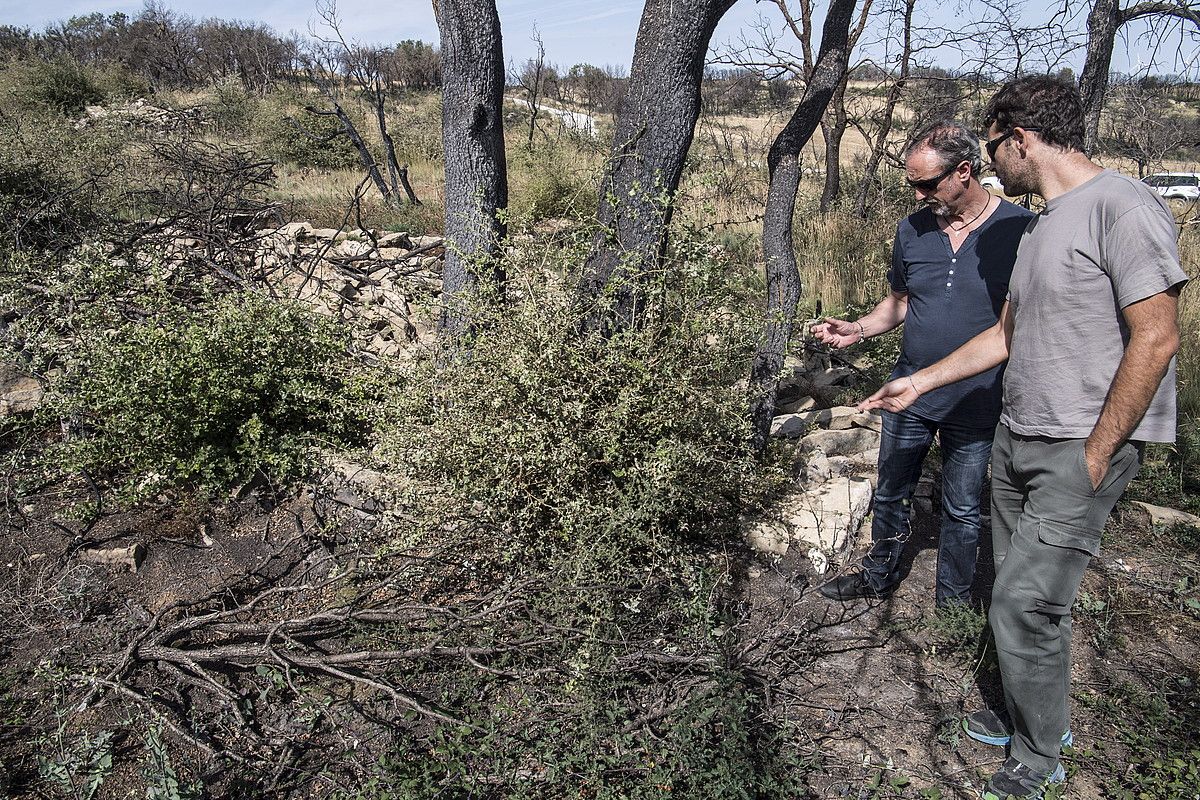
top-left (928, 200), bottom-right (951, 216)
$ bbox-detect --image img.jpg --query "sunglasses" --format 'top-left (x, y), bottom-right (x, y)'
top-left (905, 161), bottom-right (961, 193)
top-left (985, 126), bottom-right (1042, 160)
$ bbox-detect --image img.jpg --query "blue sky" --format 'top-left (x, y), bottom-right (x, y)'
top-left (6, 0), bottom-right (1197, 78)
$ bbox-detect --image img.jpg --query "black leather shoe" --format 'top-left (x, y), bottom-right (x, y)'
top-left (818, 572), bottom-right (893, 601)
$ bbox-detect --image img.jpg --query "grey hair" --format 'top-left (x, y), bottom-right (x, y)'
top-left (904, 120), bottom-right (983, 177)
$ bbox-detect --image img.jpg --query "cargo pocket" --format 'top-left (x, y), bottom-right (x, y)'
top-left (1036, 516), bottom-right (1100, 557)
top-left (997, 516), bottom-right (1097, 620)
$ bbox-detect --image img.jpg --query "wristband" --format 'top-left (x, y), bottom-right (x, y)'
top-left (907, 376), bottom-right (919, 395)
top-left (855, 321), bottom-right (866, 341)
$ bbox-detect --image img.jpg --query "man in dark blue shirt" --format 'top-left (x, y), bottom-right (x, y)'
top-left (812, 121), bottom-right (1033, 607)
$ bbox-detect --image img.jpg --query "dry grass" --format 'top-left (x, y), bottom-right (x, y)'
top-left (183, 81), bottom-right (1198, 415)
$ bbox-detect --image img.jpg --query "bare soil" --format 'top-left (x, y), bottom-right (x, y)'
top-left (747, 482), bottom-right (1200, 798)
top-left (2, 461), bottom-right (1197, 799)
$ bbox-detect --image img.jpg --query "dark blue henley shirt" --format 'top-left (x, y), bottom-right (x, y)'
top-left (887, 199), bottom-right (1034, 427)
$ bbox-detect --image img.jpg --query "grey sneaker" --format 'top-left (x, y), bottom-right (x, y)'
top-left (963, 710), bottom-right (1073, 748)
top-left (981, 757), bottom-right (1066, 799)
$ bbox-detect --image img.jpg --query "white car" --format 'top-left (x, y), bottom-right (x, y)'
top-left (980, 176), bottom-right (1005, 192)
top-left (1142, 172), bottom-right (1200, 201)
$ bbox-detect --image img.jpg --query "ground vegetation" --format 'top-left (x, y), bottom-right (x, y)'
top-left (0, 4), bottom-right (1198, 798)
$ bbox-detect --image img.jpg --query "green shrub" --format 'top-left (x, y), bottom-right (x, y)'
top-left (390, 94), bottom-right (443, 163)
top-left (254, 92), bottom-right (362, 170)
top-left (378, 225), bottom-right (772, 569)
top-left (0, 56), bottom-right (106, 114)
top-left (51, 290), bottom-right (372, 500)
top-left (360, 667), bottom-right (808, 799)
top-left (0, 112), bottom-right (120, 254)
top-left (90, 61), bottom-right (152, 103)
top-left (206, 77), bottom-right (259, 133)
top-left (1079, 678), bottom-right (1200, 800)
top-left (1126, 419), bottom-right (1200, 516)
top-left (507, 145), bottom-right (598, 226)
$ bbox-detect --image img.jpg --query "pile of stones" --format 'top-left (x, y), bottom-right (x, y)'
top-left (743, 348), bottom-right (884, 573)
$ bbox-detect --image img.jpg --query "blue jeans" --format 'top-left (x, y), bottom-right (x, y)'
top-left (861, 409), bottom-right (995, 606)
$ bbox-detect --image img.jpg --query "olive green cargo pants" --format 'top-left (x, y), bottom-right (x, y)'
top-left (989, 424), bottom-right (1142, 774)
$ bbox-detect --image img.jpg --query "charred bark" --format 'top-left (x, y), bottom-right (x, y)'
top-left (818, 79), bottom-right (850, 211)
top-left (302, 99), bottom-right (392, 202)
top-left (434, 0), bottom-right (508, 339)
top-left (1078, 0), bottom-right (1199, 154)
top-left (750, 0), bottom-right (858, 456)
top-left (576, 0), bottom-right (737, 334)
top-left (852, 0), bottom-right (914, 218)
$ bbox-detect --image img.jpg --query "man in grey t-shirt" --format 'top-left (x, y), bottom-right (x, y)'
top-left (862, 76), bottom-right (1187, 800)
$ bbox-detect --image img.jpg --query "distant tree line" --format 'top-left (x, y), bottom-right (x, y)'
top-left (0, 3), bottom-right (442, 93)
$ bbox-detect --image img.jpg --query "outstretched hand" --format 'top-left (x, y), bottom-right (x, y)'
top-left (810, 317), bottom-right (863, 349)
top-left (858, 377), bottom-right (919, 413)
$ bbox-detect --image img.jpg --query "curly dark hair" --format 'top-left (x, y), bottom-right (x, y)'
top-left (983, 75), bottom-right (1085, 153)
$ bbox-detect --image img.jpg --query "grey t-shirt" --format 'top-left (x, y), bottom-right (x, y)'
top-left (1001, 169), bottom-right (1189, 443)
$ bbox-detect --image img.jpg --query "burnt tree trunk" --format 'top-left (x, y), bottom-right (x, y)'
top-left (852, 0), bottom-right (914, 219)
top-left (818, 80), bottom-right (850, 211)
top-left (303, 100), bottom-right (393, 202)
top-left (750, 0), bottom-right (858, 456)
top-left (434, 0), bottom-right (508, 339)
top-left (1078, 0), bottom-right (1199, 154)
top-left (818, 0), bottom-right (872, 211)
top-left (576, 0), bottom-right (737, 334)
top-left (304, 65), bottom-right (395, 202)
top-left (1079, 0), bottom-right (1121, 154)
top-left (372, 87), bottom-right (421, 205)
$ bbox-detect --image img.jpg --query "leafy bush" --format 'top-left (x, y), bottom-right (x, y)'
top-left (361, 663), bottom-right (809, 799)
top-left (355, 228), bottom-right (808, 795)
top-left (390, 93), bottom-right (443, 163)
top-left (0, 56), bottom-right (106, 114)
top-left (507, 145), bottom-right (597, 226)
top-left (379, 226), bottom-right (771, 569)
top-left (1126, 419), bottom-right (1200, 515)
top-left (50, 291), bottom-right (373, 500)
top-left (1079, 677), bottom-right (1200, 800)
top-left (254, 92), bottom-right (362, 170)
top-left (206, 76), bottom-right (258, 133)
top-left (0, 112), bottom-right (120, 254)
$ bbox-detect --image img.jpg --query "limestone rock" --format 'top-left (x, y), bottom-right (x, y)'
top-left (744, 519), bottom-right (791, 556)
top-left (335, 240), bottom-right (372, 259)
top-left (411, 235), bottom-right (445, 250)
top-left (772, 406), bottom-right (881, 438)
top-left (777, 395), bottom-right (818, 415)
top-left (1131, 501), bottom-right (1200, 529)
top-left (79, 542), bottom-right (146, 571)
top-left (771, 412), bottom-right (819, 438)
top-left (826, 407), bottom-right (882, 432)
top-left (785, 476), bottom-right (873, 556)
top-left (0, 365), bottom-right (43, 416)
top-left (280, 222), bottom-right (315, 239)
top-left (376, 231), bottom-right (412, 249)
top-left (801, 452), bottom-right (832, 484)
top-left (744, 476), bottom-right (874, 564)
top-left (799, 427), bottom-right (881, 458)
top-left (376, 247), bottom-right (409, 262)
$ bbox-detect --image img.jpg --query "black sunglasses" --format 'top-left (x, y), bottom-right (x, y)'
top-left (985, 126), bottom-right (1042, 160)
top-left (905, 161), bottom-right (961, 193)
